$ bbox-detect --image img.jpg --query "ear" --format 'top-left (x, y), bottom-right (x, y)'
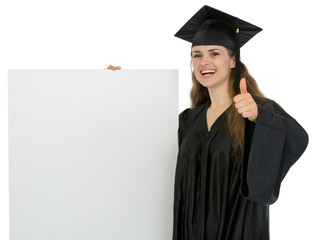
top-left (230, 55), bottom-right (236, 68)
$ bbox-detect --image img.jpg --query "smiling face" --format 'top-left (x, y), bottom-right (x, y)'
top-left (191, 45), bottom-right (235, 90)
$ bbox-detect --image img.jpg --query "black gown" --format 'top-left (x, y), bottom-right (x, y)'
top-left (172, 97), bottom-right (308, 240)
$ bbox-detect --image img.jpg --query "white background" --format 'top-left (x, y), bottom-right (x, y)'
top-left (1, 0), bottom-right (315, 239)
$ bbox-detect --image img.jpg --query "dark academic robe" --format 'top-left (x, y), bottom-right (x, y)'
top-left (172, 97), bottom-right (308, 240)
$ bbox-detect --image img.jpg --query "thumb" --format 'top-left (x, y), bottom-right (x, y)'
top-left (240, 78), bottom-right (247, 94)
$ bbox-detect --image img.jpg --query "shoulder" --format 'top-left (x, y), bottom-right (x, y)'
top-left (253, 96), bottom-right (307, 136)
top-left (178, 100), bottom-right (209, 130)
top-left (253, 96), bottom-right (286, 116)
top-left (179, 101), bottom-right (208, 120)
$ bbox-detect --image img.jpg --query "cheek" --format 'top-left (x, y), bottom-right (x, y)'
top-left (192, 61), bottom-right (199, 74)
top-left (192, 64), bottom-right (201, 81)
top-left (225, 57), bottom-right (235, 69)
top-left (219, 59), bottom-right (234, 71)
top-left (192, 60), bottom-right (198, 68)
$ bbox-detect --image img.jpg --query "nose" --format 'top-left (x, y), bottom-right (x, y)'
top-left (200, 55), bottom-right (212, 66)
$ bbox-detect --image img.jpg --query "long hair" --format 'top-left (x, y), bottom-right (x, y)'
top-left (190, 50), bottom-right (264, 159)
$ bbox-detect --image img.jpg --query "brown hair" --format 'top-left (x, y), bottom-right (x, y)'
top-left (190, 49), bottom-right (264, 159)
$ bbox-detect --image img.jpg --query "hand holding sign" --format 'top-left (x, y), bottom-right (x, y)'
top-left (233, 78), bottom-right (258, 122)
top-left (105, 65), bottom-right (121, 70)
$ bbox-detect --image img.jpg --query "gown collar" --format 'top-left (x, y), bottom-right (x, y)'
top-left (204, 99), bottom-right (232, 133)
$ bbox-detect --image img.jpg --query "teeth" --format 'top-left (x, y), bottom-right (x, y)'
top-left (201, 70), bottom-right (215, 74)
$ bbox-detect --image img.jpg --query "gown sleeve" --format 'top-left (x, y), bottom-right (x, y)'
top-left (240, 98), bottom-right (309, 205)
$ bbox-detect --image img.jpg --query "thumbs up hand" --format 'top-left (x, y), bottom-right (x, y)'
top-left (233, 78), bottom-right (258, 122)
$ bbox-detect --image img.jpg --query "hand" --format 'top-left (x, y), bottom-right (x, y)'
top-left (233, 78), bottom-right (258, 122)
top-left (105, 65), bottom-right (121, 70)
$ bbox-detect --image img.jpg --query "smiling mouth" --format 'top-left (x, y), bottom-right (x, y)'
top-left (200, 69), bottom-right (216, 77)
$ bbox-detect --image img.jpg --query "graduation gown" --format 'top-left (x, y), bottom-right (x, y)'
top-left (172, 97), bottom-right (308, 240)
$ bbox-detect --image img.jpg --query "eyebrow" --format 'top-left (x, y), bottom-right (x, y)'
top-left (191, 49), bottom-right (223, 54)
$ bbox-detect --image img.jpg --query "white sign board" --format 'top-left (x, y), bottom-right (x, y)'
top-left (8, 70), bottom-right (178, 240)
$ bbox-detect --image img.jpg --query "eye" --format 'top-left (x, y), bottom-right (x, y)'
top-left (192, 54), bottom-right (202, 58)
top-left (210, 52), bottom-right (219, 57)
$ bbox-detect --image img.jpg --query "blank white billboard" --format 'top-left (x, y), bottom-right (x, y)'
top-left (8, 70), bottom-right (178, 240)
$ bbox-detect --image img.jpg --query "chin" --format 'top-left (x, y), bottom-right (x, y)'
top-left (197, 78), bottom-right (218, 88)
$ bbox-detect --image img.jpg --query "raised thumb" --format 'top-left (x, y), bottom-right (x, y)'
top-left (240, 78), bottom-right (247, 94)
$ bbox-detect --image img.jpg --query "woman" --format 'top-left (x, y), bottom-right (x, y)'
top-left (172, 5), bottom-right (308, 240)
top-left (107, 5), bottom-right (308, 239)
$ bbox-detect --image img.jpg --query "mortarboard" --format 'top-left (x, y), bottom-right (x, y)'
top-left (174, 5), bottom-right (262, 92)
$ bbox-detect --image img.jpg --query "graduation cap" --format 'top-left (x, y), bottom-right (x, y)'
top-left (174, 5), bottom-right (262, 92)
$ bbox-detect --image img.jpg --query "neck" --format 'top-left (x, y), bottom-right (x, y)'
top-left (207, 81), bottom-right (233, 109)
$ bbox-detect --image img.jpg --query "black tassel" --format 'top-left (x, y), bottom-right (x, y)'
top-left (234, 17), bottom-right (241, 93)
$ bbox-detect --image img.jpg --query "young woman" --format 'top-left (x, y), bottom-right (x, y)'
top-left (107, 5), bottom-right (308, 239)
top-left (172, 5), bottom-right (308, 240)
